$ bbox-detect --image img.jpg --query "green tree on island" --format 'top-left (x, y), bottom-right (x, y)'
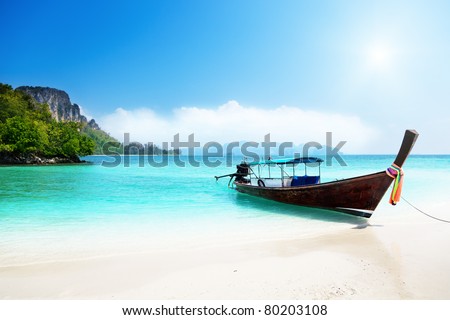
top-left (0, 83), bottom-right (95, 163)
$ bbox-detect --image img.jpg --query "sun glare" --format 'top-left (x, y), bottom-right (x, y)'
top-left (367, 44), bottom-right (394, 71)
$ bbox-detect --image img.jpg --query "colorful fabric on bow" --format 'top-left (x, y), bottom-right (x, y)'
top-left (386, 164), bottom-right (404, 205)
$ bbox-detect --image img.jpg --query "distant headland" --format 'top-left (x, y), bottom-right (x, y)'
top-left (0, 84), bottom-right (113, 164)
top-left (0, 83), bottom-right (180, 164)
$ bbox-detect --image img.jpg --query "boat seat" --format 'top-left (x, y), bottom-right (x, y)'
top-left (290, 175), bottom-right (320, 186)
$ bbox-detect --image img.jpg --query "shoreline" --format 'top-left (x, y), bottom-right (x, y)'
top-left (1, 216), bottom-right (449, 299)
top-left (0, 161), bottom-right (91, 167)
top-left (0, 153), bottom-right (84, 166)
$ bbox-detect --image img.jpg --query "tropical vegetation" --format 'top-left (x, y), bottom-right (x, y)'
top-left (0, 83), bottom-right (95, 160)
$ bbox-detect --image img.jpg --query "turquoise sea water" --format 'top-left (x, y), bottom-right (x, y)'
top-left (1, 155), bottom-right (449, 266)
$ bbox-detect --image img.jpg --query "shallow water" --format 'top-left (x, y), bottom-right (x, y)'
top-left (0, 155), bottom-right (448, 266)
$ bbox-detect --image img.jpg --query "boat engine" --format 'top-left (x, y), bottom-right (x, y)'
top-left (235, 162), bottom-right (250, 183)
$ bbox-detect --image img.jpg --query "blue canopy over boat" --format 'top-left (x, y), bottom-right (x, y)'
top-left (247, 157), bottom-right (323, 166)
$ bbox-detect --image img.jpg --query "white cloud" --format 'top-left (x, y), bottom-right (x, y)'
top-left (99, 101), bottom-right (379, 153)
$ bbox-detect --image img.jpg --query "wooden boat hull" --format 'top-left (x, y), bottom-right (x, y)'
top-left (234, 171), bottom-right (393, 218)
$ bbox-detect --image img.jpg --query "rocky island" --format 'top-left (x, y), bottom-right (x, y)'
top-left (0, 83), bottom-right (116, 164)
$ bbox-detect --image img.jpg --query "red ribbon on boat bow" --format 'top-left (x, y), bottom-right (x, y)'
top-left (386, 164), bottom-right (404, 205)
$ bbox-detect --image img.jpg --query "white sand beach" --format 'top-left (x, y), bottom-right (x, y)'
top-left (1, 213), bottom-right (449, 300)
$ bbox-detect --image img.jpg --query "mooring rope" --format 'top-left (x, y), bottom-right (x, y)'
top-left (401, 196), bottom-right (450, 224)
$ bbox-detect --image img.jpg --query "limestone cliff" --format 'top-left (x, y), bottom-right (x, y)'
top-left (16, 86), bottom-right (99, 129)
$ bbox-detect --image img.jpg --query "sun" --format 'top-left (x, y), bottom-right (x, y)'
top-left (366, 43), bottom-right (394, 71)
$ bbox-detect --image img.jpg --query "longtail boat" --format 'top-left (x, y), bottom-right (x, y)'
top-left (215, 130), bottom-right (419, 218)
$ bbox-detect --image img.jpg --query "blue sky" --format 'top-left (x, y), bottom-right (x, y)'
top-left (1, 0), bottom-right (449, 153)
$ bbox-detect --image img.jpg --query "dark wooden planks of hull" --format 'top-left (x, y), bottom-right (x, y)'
top-left (235, 172), bottom-right (393, 217)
